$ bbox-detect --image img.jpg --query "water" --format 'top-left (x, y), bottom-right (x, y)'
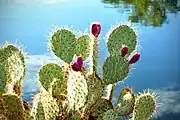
top-left (0, 0), bottom-right (180, 119)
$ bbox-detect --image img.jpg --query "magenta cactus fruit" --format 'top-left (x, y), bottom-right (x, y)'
top-left (129, 53), bottom-right (140, 64)
top-left (121, 46), bottom-right (128, 57)
top-left (71, 56), bottom-right (83, 71)
top-left (76, 56), bottom-right (83, 67)
top-left (91, 23), bottom-right (101, 38)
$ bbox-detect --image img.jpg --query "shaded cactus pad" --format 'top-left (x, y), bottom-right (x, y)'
top-left (133, 93), bottom-right (156, 120)
top-left (30, 93), bottom-right (59, 120)
top-left (100, 109), bottom-right (120, 120)
top-left (107, 25), bottom-right (137, 56)
top-left (38, 63), bottom-right (64, 92)
top-left (49, 29), bottom-right (76, 63)
top-left (1, 94), bottom-right (24, 120)
top-left (76, 35), bottom-right (91, 60)
top-left (0, 44), bottom-right (25, 94)
top-left (90, 98), bottom-right (113, 119)
top-left (103, 55), bottom-right (129, 85)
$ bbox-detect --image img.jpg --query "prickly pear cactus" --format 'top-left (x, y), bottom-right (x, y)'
top-left (0, 44), bottom-right (26, 95)
top-left (114, 88), bottom-right (135, 116)
top-left (133, 92), bottom-right (156, 120)
top-left (67, 69), bottom-right (88, 112)
top-left (49, 29), bottom-right (76, 63)
top-left (1, 94), bottom-right (24, 120)
top-left (38, 63), bottom-right (66, 97)
top-left (107, 24), bottom-right (137, 56)
top-left (76, 35), bottom-right (91, 60)
top-left (103, 54), bottom-right (129, 85)
top-left (0, 22), bottom-right (157, 120)
top-left (30, 93), bottom-right (59, 120)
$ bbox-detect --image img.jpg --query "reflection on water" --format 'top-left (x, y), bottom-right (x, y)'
top-left (102, 0), bottom-right (180, 27)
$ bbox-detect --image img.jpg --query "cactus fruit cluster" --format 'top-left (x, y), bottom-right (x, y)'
top-left (0, 22), bottom-right (157, 120)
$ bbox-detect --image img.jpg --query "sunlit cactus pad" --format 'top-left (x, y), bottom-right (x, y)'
top-left (103, 55), bottom-right (129, 85)
top-left (133, 92), bottom-right (156, 120)
top-left (30, 93), bottom-right (59, 120)
top-left (38, 63), bottom-right (65, 92)
top-left (67, 69), bottom-right (88, 112)
top-left (0, 44), bottom-right (26, 94)
top-left (107, 24), bottom-right (137, 56)
top-left (49, 29), bottom-right (76, 63)
top-left (76, 35), bottom-right (91, 60)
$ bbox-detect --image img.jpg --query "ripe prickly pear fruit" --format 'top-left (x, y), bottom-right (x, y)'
top-left (91, 23), bottom-right (101, 38)
top-left (71, 56), bottom-right (83, 71)
top-left (129, 53), bottom-right (140, 64)
top-left (121, 46), bottom-right (128, 57)
top-left (76, 56), bottom-right (83, 68)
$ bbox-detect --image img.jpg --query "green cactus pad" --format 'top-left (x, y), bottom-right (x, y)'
top-left (38, 63), bottom-right (65, 92)
top-left (2, 94), bottom-right (24, 120)
top-left (99, 109), bottom-right (120, 120)
top-left (133, 93), bottom-right (156, 120)
top-left (76, 35), bottom-right (91, 60)
top-left (107, 25), bottom-right (137, 56)
top-left (86, 77), bottom-right (103, 107)
top-left (102, 55), bottom-right (129, 85)
top-left (90, 98), bottom-right (113, 119)
top-left (114, 88), bottom-right (135, 116)
top-left (0, 65), bottom-right (5, 94)
top-left (49, 78), bottom-right (67, 102)
top-left (49, 29), bottom-right (76, 63)
top-left (67, 69), bottom-right (88, 112)
top-left (0, 44), bottom-right (26, 94)
top-left (30, 93), bottom-right (59, 120)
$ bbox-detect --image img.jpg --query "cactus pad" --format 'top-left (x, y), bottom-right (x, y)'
top-left (30, 93), bottom-right (59, 120)
top-left (67, 69), bottom-right (88, 112)
top-left (76, 35), bottom-right (91, 60)
top-left (86, 76), bottom-right (103, 106)
top-left (1, 94), bottom-right (24, 120)
top-left (49, 78), bottom-right (67, 101)
top-left (0, 45), bottom-right (25, 94)
top-left (0, 65), bottom-right (5, 94)
top-left (103, 55), bottom-right (129, 85)
top-left (38, 63), bottom-right (65, 92)
top-left (114, 88), bottom-right (135, 116)
top-left (107, 25), bottom-right (137, 56)
top-left (90, 98), bottom-right (113, 119)
top-left (133, 92), bottom-right (156, 120)
top-left (49, 29), bottom-right (76, 63)
top-left (100, 109), bottom-right (120, 120)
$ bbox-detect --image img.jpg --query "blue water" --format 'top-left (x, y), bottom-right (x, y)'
top-left (0, 0), bottom-right (180, 120)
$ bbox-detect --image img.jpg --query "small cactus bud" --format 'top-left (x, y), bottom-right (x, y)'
top-left (121, 46), bottom-right (128, 57)
top-left (129, 53), bottom-right (140, 64)
top-left (91, 23), bottom-right (101, 38)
